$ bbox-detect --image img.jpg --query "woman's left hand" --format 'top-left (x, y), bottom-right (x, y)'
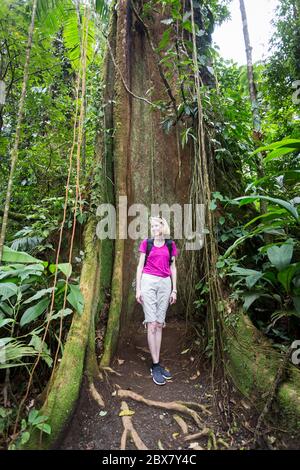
top-left (170, 292), bottom-right (177, 305)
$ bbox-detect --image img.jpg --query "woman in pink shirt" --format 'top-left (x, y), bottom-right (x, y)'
top-left (136, 216), bottom-right (178, 386)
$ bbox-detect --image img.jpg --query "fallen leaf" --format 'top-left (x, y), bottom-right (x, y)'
top-left (189, 442), bottom-right (201, 449)
top-left (172, 432), bottom-right (179, 439)
top-left (134, 372), bottom-right (143, 377)
top-left (158, 440), bottom-right (164, 450)
top-left (190, 371), bottom-right (200, 380)
top-left (117, 359), bottom-right (125, 365)
top-left (111, 391), bottom-right (117, 396)
top-left (99, 411), bottom-right (107, 417)
top-left (241, 400), bottom-right (250, 410)
top-left (119, 409), bottom-right (135, 417)
top-left (181, 348), bottom-right (190, 355)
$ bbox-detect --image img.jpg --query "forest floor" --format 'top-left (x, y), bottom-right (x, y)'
top-left (58, 318), bottom-right (298, 451)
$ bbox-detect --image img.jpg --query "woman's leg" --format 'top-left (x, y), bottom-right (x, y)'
top-left (147, 321), bottom-right (159, 364)
top-left (154, 321), bottom-right (163, 363)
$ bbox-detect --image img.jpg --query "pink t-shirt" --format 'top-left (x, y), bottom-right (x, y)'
top-left (138, 239), bottom-right (178, 278)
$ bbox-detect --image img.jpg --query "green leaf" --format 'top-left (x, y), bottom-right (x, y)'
top-left (251, 139), bottom-right (300, 155)
top-left (182, 20), bottom-right (193, 32)
top-left (23, 287), bottom-right (55, 304)
top-left (243, 293), bottom-right (261, 311)
top-left (210, 200), bottom-right (217, 210)
top-left (0, 318), bottom-right (14, 328)
top-left (158, 28), bottom-right (171, 50)
top-left (31, 414), bottom-right (48, 426)
top-left (0, 283), bottom-right (19, 301)
top-left (49, 308), bottom-right (72, 320)
top-left (21, 432), bottom-right (30, 445)
top-left (264, 146), bottom-right (299, 163)
top-left (244, 209), bottom-right (287, 228)
top-left (36, 423), bottom-right (51, 434)
top-left (49, 263), bottom-right (72, 278)
top-left (292, 297), bottom-right (300, 314)
top-left (2, 246), bottom-right (42, 264)
top-left (29, 335), bottom-right (53, 367)
top-left (267, 243), bottom-right (294, 271)
top-left (67, 284), bottom-right (84, 315)
top-left (20, 298), bottom-right (51, 327)
top-left (228, 267), bottom-right (264, 288)
top-left (28, 409), bottom-right (39, 424)
top-left (95, 0), bottom-right (109, 19)
top-left (235, 196), bottom-right (299, 222)
top-left (277, 264), bottom-right (300, 293)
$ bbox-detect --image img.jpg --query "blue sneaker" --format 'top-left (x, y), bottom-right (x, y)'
top-left (150, 365), bottom-right (166, 385)
top-left (159, 365), bottom-right (172, 380)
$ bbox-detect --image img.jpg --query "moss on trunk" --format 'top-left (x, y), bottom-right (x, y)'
top-left (226, 311), bottom-right (300, 432)
top-left (23, 216), bottom-right (101, 449)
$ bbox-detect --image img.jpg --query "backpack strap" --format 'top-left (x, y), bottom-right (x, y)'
top-left (144, 238), bottom-right (174, 267)
top-left (144, 238), bottom-right (154, 267)
top-left (165, 238), bottom-right (173, 266)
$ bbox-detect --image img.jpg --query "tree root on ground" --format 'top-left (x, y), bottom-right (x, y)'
top-left (89, 382), bottom-right (105, 407)
top-left (173, 415), bottom-right (189, 435)
top-left (101, 366), bottom-right (122, 376)
top-left (116, 389), bottom-right (204, 429)
top-left (120, 401), bottom-right (148, 450)
top-left (176, 401), bottom-right (212, 416)
top-left (183, 429), bottom-right (211, 441)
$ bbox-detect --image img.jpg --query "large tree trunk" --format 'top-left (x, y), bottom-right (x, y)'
top-left (100, 0), bottom-right (194, 365)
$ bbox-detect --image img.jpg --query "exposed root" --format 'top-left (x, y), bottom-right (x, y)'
top-left (116, 389), bottom-right (204, 429)
top-left (120, 401), bottom-right (148, 450)
top-left (101, 366), bottom-right (122, 377)
top-left (183, 429), bottom-right (211, 441)
top-left (207, 430), bottom-right (218, 450)
top-left (173, 415), bottom-right (189, 435)
top-left (89, 382), bottom-right (105, 407)
top-left (217, 437), bottom-right (230, 449)
top-left (176, 401), bottom-right (212, 416)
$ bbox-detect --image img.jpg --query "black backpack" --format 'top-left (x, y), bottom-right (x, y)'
top-left (144, 238), bottom-right (173, 267)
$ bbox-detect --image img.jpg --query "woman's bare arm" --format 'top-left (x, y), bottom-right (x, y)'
top-left (136, 253), bottom-right (145, 302)
top-left (170, 256), bottom-right (177, 292)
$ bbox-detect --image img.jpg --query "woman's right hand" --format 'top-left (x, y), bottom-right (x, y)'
top-left (136, 290), bottom-right (143, 304)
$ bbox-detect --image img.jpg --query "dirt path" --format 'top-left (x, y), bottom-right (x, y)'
top-left (58, 318), bottom-right (263, 450)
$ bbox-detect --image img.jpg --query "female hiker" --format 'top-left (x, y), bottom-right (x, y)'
top-left (136, 216), bottom-right (178, 385)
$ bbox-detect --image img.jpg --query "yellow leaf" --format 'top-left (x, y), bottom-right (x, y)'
top-left (158, 440), bottom-right (164, 450)
top-left (180, 348), bottom-right (190, 355)
top-left (172, 432), bottom-right (179, 439)
top-left (119, 409), bottom-right (135, 417)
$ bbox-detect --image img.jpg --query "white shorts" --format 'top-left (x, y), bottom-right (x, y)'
top-left (140, 273), bottom-right (172, 328)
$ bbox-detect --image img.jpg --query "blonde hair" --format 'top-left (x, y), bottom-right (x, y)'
top-left (149, 216), bottom-right (171, 238)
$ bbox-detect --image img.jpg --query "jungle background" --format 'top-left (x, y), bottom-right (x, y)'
top-left (0, 0), bottom-right (300, 451)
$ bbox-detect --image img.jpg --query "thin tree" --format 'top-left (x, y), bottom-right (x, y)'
top-left (239, 0), bottom-right (268, 219)
top-left (0, 0), bottom-right (38, 263)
